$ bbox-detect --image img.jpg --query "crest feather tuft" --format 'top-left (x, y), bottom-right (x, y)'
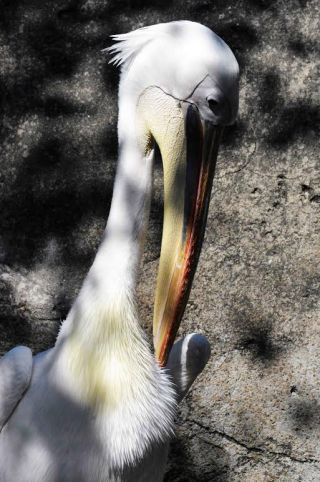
top-left (102, 24), bottom-right (168, 69)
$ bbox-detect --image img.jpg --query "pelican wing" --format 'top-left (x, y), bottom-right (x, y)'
top-left (0, 346), bottom-right (33, 430)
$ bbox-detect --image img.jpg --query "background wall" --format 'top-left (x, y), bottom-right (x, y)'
top-left (0, 0), bottom-right (319, 480)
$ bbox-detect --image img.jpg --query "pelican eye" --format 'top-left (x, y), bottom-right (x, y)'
top-left (207, 98), bottom-right (219, 114)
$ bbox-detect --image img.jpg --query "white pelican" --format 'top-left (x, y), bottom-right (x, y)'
top-left (0, 21), bottom-right (239, 481)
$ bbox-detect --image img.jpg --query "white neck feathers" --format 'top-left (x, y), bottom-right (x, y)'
top-left (53, 86), bottom-right (176, 470)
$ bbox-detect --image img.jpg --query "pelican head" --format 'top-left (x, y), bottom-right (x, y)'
top-left (107, 20), bottom-right (239, 366)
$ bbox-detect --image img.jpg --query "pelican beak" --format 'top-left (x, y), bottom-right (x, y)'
top-left (153, 102), bottom-right (223, 366)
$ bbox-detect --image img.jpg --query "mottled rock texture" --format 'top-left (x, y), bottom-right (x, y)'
top-left (0, 0), bottom-right (319, 480)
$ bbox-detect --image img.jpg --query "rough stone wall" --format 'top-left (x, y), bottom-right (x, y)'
top-left (0, 0), bottom-right (319, 480)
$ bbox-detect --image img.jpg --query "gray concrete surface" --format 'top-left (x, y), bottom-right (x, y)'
top-left (0, 0), bottom-right (319, 480)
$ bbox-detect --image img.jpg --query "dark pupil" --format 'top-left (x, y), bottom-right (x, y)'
top-left (208, 99), bottom-right (219, 112)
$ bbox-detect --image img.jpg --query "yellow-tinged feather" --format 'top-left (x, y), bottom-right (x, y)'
top-left (58, 87), bottom-right (186, 410)
top-left (62, 297), bottom-right (152, 409)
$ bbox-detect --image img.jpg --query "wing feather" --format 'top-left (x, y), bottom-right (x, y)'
top-left (0, 346), bottom-right (33, 430)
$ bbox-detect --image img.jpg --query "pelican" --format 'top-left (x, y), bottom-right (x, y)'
top-left (0, 21), bottom-right (239, 481)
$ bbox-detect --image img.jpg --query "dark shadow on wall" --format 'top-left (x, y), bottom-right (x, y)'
top-left (215, 21), bottom-right (259, 52)
top-left (288, 34), bottom-right (319, 57)
top-left (230, 300), bottom-right (293, 367)
top-left (259, 71), bottom-right (283, 114)
top-left (105, 0), bottom-right (175, 14)
top-left (288, 393), bottom-right (320, 432)
top-left (237, 315), bottom-right (287, 363)
top-left (268, 104), bottom-right (319, 147)
top-left (0, 281), bottom-right (32, 353)
top-left (0, 136), bottom-right (114, 268)
top-left (42, 96), bottom-right (90, 117)
top-left (257, 69), bottom-right (319, 149)
top-left (0, 1), bottom-right (120, 119)
top-left (165, 433), bottom-right (230, 482)
top-left (26, 19), bottom-right (81, 78)
top-left (51, 0), bottom-right (175, 31)
top-left (244, 0), bottom-right (278, 10)
top-left (102, 60), bottom-right (121, 92)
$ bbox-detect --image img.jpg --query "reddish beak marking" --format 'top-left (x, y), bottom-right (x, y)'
top-left (156, 104), bottom-right (223, 367)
